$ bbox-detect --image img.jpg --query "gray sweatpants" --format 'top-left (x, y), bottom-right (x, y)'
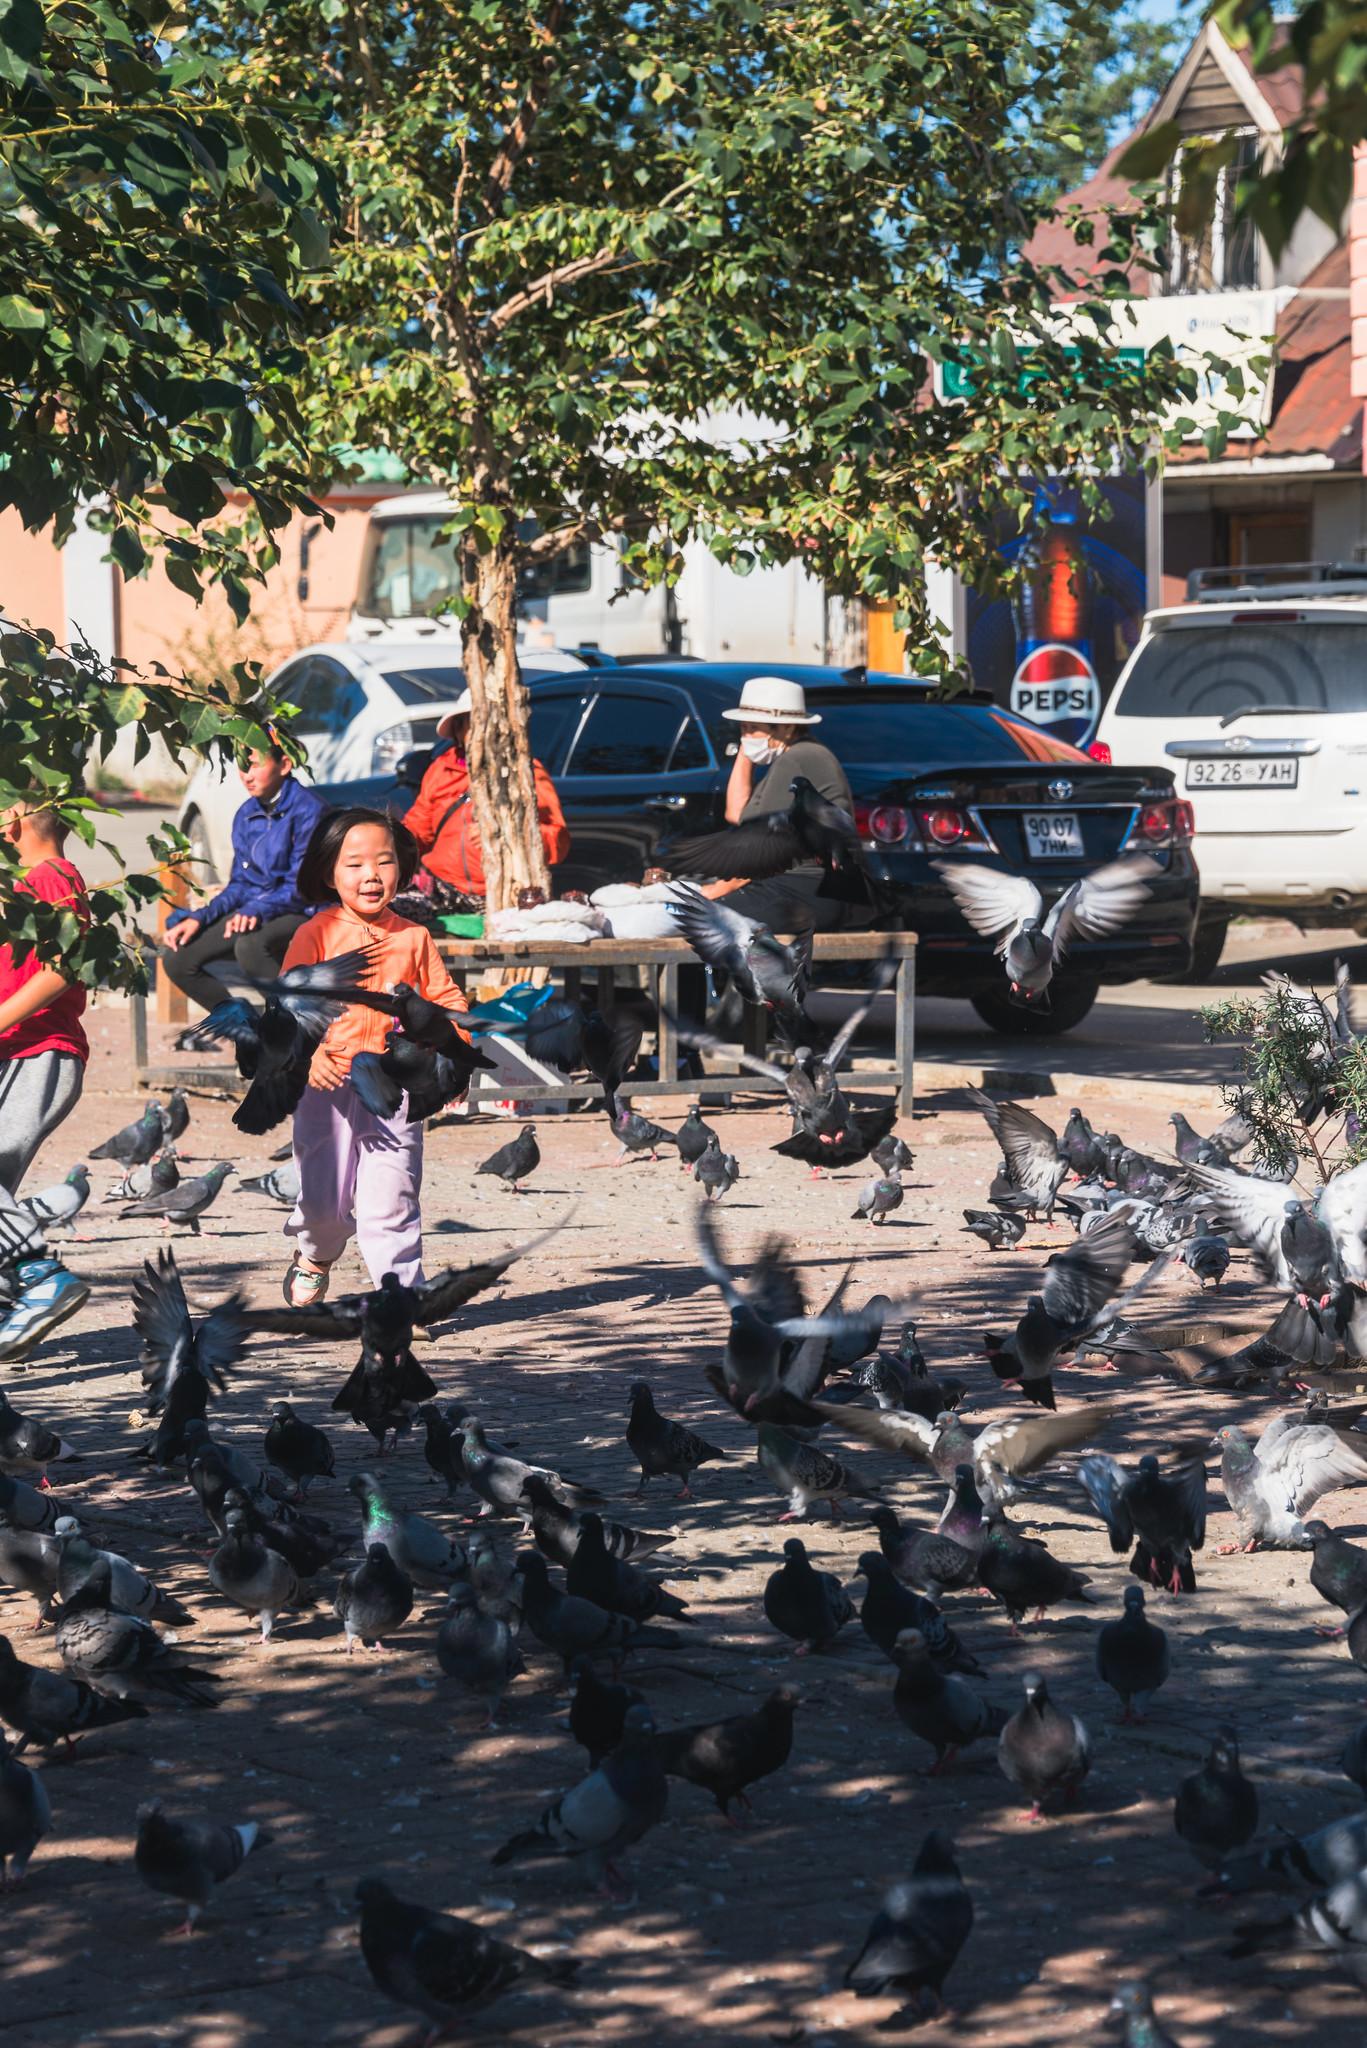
top-left (0, 1051), bottom-right (84, 1195)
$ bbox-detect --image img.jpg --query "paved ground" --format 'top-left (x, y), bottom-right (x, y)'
top-left (5, 1026), bottom-right (1367, 2047)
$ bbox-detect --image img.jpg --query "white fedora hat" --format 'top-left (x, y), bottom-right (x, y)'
top-left (436, 689), bottom-right (473, 739)
top-left (720, 675), bottom-right (821, 727)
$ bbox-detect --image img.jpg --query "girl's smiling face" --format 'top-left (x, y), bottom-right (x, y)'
top-left (332, 821), bottom-right (400, 920)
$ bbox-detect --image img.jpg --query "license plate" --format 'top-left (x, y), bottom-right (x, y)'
top-left (1024, 811), bottom-right (1082, 858)
top-left (1184, 757), bottom-right (1298, 790)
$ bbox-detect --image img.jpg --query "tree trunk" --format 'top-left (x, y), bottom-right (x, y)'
top-left (460, 541), bottom-right (550, 914)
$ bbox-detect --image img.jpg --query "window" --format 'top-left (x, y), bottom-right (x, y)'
top-left (282, 658), bottom-right (365, 735)
top-left (360, 514), bottom-right (592, 619)
top-left (565, 693), bottom-right (687, 775)
top-left (806, 697), bottom-right (1052, 766)
top-left (1115, 621), bottom-right (1367, 718)
top-left (516, 529), bottom-right (593, 602)
top-left (669, 716), bottom-right (711, 771)
top-left (528, 692), bottom-right (587, 774)
top-left (1166, 133), bottom-right (1261, 294)
top-left (383, 666), bottom-right (469, 706)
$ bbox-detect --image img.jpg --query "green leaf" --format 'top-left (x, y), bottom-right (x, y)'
top-left (1115, 119), bottom-right (1182, 181)
top-left (0, 294), bottom-right (44, 330)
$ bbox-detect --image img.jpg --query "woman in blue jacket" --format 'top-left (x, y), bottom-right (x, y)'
top-left (161, 743), bottom-right (327, 1015)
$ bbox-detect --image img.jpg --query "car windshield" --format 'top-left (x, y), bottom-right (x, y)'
top-left (1114, 620), bottom-right (1367, 718)
top-left (383, 667), bottom-right (467, 705)
top-left (801, 697), bottom-right (1088, 766)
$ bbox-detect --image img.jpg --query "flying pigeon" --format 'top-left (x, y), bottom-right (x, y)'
top-left (936, 854), bottom-right (1160, 1004)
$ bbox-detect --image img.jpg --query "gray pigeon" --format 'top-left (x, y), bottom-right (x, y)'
top-left (515, 1550), bottom-right (677, 1672)
top-left (355, 1876), bottom-right (578, 2031)
top-left (1110, 1982), bottom-right (1182, 2048)
top-left (91, 1102), bottom-right (164, 1168)
top-left (20, 1164), bottom-right (90, 1237)
top-left (334, 1543), bottom-right (413, 1656)
top-left (693, 1136), bottom-right (740, 1202)
top-left (1213, 1412), bottom-right (1367, 1551)
top-left (120, 1161), bottom-right (235, 1234)
top-left (51, 1522), bottom-right (191, 1626)
top-left (0, 1727), bottom-right (51, 1887)
top-left (1178, 1234), bottom-right (1230, 1288)
top-left (997, 1672), bottom-right (1091, 1818)
top-left (891, 1628), bottom-right (1008, 1774)
top-left (938, 856), bottom-right (1160, 1004)
top-left (1175, 1727), bottom-right (1258, 1870)
top-left (852, 1172), bottom-right (903, 1225)
top-left (349, 1472), bottom-right (468, 1589)
top-left (491, 1702), bottom-right (667, 1892)
top-left (162, 1088), bottom-right (190, 1144)
top-left (56, 1552), bottom-right (222, 1707)
top-left (871, 1133), bottom-right (914, 1174)
top-left (962, 1207), bottom-right (1026, 1251)
top-left (460, 1419), bottom-right (602, 1519)
top-left (1229, 1869), bottom-right (1367, 1984)
top-left (0, 1471), bottom-right (57, 1535)
top-left (625, 1381), bottom-right (727, 1499)
top-left (208, 1509), bottom-right (307, 1644)
top-left (844, 1829), bottom-right (973, 2018)
top-left (134, 1798), bottom-right (270, 1931)
top-left (1211, 1808), bottom-right (1367, 1897)
top-left (435, 1581), bottom-right (525, 1725)
top-left (0, 1386), bottom-right (79, 1474)
top-left (762, 1536), bottom-right (852, 1652)
top-left (1094, 1585), bottom-right (1170, 1723)
top-left (0, 1633), bottom-right (147, 1752)
top-left (756, 1423), bottom-right (882, 1521)
top-left (104, 1151), bottom-right (179, 1204)
top-left (0, 1516), bottom-right (62, 1625)
top-left (239, 1162), bottom-right (299, 1207)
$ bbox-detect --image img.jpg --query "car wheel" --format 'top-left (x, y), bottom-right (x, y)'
top-left (970, 977), bottom-right (1100, 1037)
top-left (182, 810), bottom-right (220, 894)
top-left (1160, 910), bottom-right (1229, 985)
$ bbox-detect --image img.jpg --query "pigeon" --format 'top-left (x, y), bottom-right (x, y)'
top-left (852, 1172), bottom-right (903, 1224)
top-left (872, 1132), bottom-right (914, 1174)
top-left (568, 1657), bottom-right (644, 1766)
top-left (19, 1164), bottom-right (90, 1237)
top-left (1058, 1107), bottom-right (1107, 1179)
top-left (1228, 1869), bottom-right (1367, 1983)
top-left (986, 1213), bottom-right (1150, 1410)
top-left (417, 1404), bottom-right (466, 1497)
top-left (997, 1672), bottom-right (1090, 1818)
top-left (0, 1633), bottom-right (147, 1753)
top-left (522, 1475), bottom-right (675, 1568)
top-left (0, 1471), bottom-right (58, 1535)
top-left (1178, 1234), bottom-right (1231, 1288)
top-left (184, 1424), bottom-right (280, 1535)
top-left (1169, 1111), bottom-right (1233, 1167)
top-left (936, 855), bottom-right (1159, 1004)
top-left (1211, 1414), bottom-right (1367, 1551)
top-left (962, 1207), bottom-right (1026, 1251)
top-left (129, 1249), bottom-right (244, 1465)
top-left (91, 1102), bottom-right (164, 1167)
top-left (55, 1553), bottom-right (221, 1707)
top-left (238, 1162), bottom-right (299, 1207)
top-left (694, 1136), bottom-right (740, 1202)
top-left (263, 1402), bottom-right (335, 1497)
top-left (858, 1552), bottom-right (982, 1673)
top-left (161, 1087), bottom-right (190, 1144)
top-left (491, 1702), bottom-right (667, 1892)
top-left (1078, 1452), bottom-right (1207, 1594)
top-left (134, 1799), bottom-right (270, 1933)
top-left (606, 1092), bottom-right (677, 1163)
top-left (871, 1507), bottom-right (976, 1603)
top-left (771, 1099), bottom-right (898, 1171)
top-left (1110, 1982), bottom-right (1182, 2048)
top-left (0, 1516), bottom-right (62, 1625)
top-left (436, 1582), bottom-right (524, 1724)
top-left (891, 1628), bottom-right (1009, 1774)
top-left (0, 1386), bottom-right (78, 1473)
top-left (844, 1830), bottom-right (974, 2018)
top-left (492, 993), bottom-right (645, 1098)
top-left (51, 1523), bottom-right (192, 1627)
top-left (475, 1123), bottom-right (540, 1190)
top-left (351, 1020), bottom-right (495, 1124)
top-left (1175, 1728), bottom-right (1258, 1870)
top-left (349, 1473), bottom-right (468, 1589)
top-left (120, 1161), bottom-right (235, 1234)
top-left (565, 1515), bottom-right (690, 1623)
top-left (669, 885), bottom-right (813, 1042)
top-left (676, 1105), bottom-right (719, 1170)
top-left (1095, 1585), bottom-right (1169, 1722)
top-left (355, 1875), bottom-right (579, 2031)
top-left (655, 1686), bottom-right (796, 1821)
top-left (0, 1728), bottom-right (50, 1888)
top-left (763, 1536), bottom-right (852, 1652)
top-left (467, 1530), bottom-right (521, 1625)
top-left (514, 1550), bottom-right (677, 1672)
top-left (209, 1508), bottom-right (309, 1644)
top-left (667, 774), bottom-right (875, 888)
top-left (1343, 1722), bottom-right (1367, 1800)
top-left (1306, 1520), bottom-right (1367, 1632)
top-left (977, 1515), bottom-right (1095, 1632)
top-left (186, 948), bottom-right (395, 1134)
top-left (757, 1424), bottom-right (881, 1521)
top-left (1209, 1809), bottom-right (1367, 1896)
top-left (626, 1382), bottom-right (727, 1499)
top-left (461, 1419), bottom-right (603, 1519)
top-left (967, 1090), bottom-right (1066, 1219)
top-left (335, 1543), bottom-right (414, 1656)
top-left (104, 1149), bottom-right (180, 1204)
top-left (220, 1487), bottom-right (345, 1582)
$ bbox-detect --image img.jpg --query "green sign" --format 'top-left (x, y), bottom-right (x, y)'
top-left (941, 346), bottom-right (1146, 399)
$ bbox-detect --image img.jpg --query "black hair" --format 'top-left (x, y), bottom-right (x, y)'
top-left (296, 806), bottom-right (420, 905)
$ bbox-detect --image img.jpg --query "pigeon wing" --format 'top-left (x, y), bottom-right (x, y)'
top-left (1190, 1163), bottom-right (1299, 1283)
top-left (934, 863), bottom-right (1042, 953)
top-left (1316, 1162), bottom-right (1367, 1287)
top-left (664, 815), bottom-right (806, 880)
top-left (1046, 855), bottom-right (1161, 960)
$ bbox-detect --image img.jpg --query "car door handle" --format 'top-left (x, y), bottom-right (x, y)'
top-left (643, 794), bottom-right (688, 812)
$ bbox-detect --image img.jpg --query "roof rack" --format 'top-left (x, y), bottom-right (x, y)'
top-left (1186, 562), bottom-right (1367, 603)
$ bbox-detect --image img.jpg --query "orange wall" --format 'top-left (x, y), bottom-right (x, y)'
top-left (0, 509), bottom-right (67, 636)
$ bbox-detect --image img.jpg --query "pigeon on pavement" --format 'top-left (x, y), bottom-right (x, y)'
top-left (844, 1830), bottom-right (974, 2019)
top-left (871, 1507), bottom-right (976, 1603)
top-left (858, 1553), bottom-right (982, 1673)
top-left (967, 1090), bottom-right (1067, 1220)
top-left (120, 1162), bottom-right (235, 1235)
top-left (522, 1475), bottom-right (675, 1568)
top-left (0, 1471), bottom-right (58, 1535)
top-left (564, 1514), bottom-right (690, 1623)
top-left (0, 1386), bottom-right (79, 1473)
top-left (568, 1657), bottom-right (644, 1767)
top-left (349, 1473), bottom-right (467, 1589)
top-left (105, 1150), bottom-right (180, 1205)
top-left (0, 1727), bottom-right (51, 1887)
top-left (852, 1172), bottom-right (903, 1225)
top-left (872, 1132), bottom-right (914, 1174)
top-left (757, 1424), bottom-right (882, 1521)
top-left (962, 1207), bottom-right (1026, 1251)
top-left (0, 1516), bottom-right (62, 1625)
top-left (209, 1508), bottom-right (309, 1645)
top-left (891, 1628), bottom-right (1008, 1774)
top-left (461, 1419), bottom-right (603, 1519)
top-left (1306, 1520), bottom-right (1367, 1632)
top-left (239, 1162), bottom-right (299, 1207)
top-left (1175, 1728), bottom-right (1258, 1870)
top-left (997, 1672), bottom-right (1091, 1819)
top-left (263, 1403), bottom-right (335, 1497)
top-left (0, 1633), bottom-right (147, 1752)
top-left (1213, 1409), bottom-right (1367, 1551)
top-left (626, 1382), bottom-right (727, 1499)
top-left (435, 1581), bottom-right (524, 1725)
top-left (91, 1103), bottom-right (164, 1168)
top-left (492, 1702), bottom-right (668, 1892)
top-left (1110, 1981), bottom-right (1182, 2048)
top-left (1095, 1585), bottom-right (1170, 1722)
top-left (514, 1551), bottom-right (677, 1672)
top-left (654, 1686), bottom-right (796, 1820)
top-left (676, 1105), bottom-right (719, 1171)
top-left (335, 1543), bottom-right (414, 1657)
top-left (20, 1164), bottom-right (90, 1238)
top-left (355, 1875), bottom-right (578, 2031)
top-left (476, 1124), bottom-right (540, 1191)
top-left (977, 1516), bottom-right (1095, 1632)
top-left (56, 1551), bottom-right (222, 1708)
top-left (51, 1524), bottom-right (192, 1627)
top-left (606, 1093), bottom-right (677, 1164)
top-left (694, 1136), bottom-right (740, 1202)
top-left (763, 1536), bottom-right (852, 1653)
top-left (1228, 1869), bottom-right (1367, 1983)
top-left (134, 1799), bottom-right (270, 1932)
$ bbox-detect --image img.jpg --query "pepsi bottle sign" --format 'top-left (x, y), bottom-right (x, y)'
top-left (1009, 643), bottom-right (1101, 749)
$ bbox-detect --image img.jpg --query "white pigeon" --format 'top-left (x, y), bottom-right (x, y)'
top-left (19, 1164), bottom-right (90, 1237)
top-left (934, 855), bottom-right (1161, 1003)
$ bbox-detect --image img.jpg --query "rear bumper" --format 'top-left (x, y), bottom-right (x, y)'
top-left (1192, 825), bottom-right (1367, 915)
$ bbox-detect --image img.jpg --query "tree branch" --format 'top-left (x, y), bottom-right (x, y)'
top-left (524, 516), bottom-right (613, 559)
top-left (482, 0), bottom-right (567, 218)
top-left (485, 247), bottom-right (636, 331)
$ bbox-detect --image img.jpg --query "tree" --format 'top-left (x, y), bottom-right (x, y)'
top-left (205, 0), bottom-right (1206, 911)
top-left (1203, 977), bottom-right (1367, 1180)
top-left (1024, 0), bottom-right (1182, 206)
top-left (0, 0), bottom-right (327, 984)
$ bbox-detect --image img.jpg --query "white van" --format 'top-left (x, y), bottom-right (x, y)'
top-left (1094, 562), bottom-right (1367, 975)
top-left (348, 491), bottom-right (828, 662)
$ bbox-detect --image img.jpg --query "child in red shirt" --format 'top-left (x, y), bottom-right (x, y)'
top-left (0, 803), bottom-right (90, 1192)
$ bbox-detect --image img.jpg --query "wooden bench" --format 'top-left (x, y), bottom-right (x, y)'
top-left (130, 929), bottom-right (918, 1113)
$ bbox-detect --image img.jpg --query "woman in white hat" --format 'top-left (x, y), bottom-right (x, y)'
top-left (703, 673), bottom-right (864, 931)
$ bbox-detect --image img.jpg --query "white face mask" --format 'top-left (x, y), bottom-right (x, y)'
top-left (741, 733), bottom-right (782, 764)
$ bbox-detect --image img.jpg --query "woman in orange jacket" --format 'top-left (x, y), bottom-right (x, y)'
top-left (402, 691), bottom-right (570, 898)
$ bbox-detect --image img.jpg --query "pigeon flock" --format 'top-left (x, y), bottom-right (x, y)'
top-left (9, 1042), bottom-right (1367, 2047)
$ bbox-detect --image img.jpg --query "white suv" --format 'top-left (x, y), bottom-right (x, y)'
top-left (177, 639), bottom-right (586, 887)
top-left (1094, 563), bottom-right (1367, 977)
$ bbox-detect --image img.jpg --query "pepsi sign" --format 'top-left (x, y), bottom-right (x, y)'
top-left (1010, 643), bottom-right (1101, 748)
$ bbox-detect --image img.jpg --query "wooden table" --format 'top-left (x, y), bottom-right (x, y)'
top-left (129, 929), bottom-right (917, 1112)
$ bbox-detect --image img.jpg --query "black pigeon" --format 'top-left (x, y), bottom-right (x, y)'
top-left (162, 1088), bottom-right (190, 1144)
top-left (694, 1135), bottom-right (740, 1202)
top-left (263, 1402), bottom-right (335, 1498)
top-left (475, 1124), bottom-right (540, 1190)
top-left (220, 1487), bottom-right (344, 1581)
top-left (770, 1099), bottom-right (898, 1171)
top-left (335, 1543), bottom-right (414, 1656)
top-left (351, 1024), bottom-right (496, 1124)
top-left (998, 1672), bottom-right (1091, 1818)
top-left (988, 1211), bottom-right (1145, 1409)
top-left (626, 1381), bottom-right (727, 1499)
top-left (763, 1535), bottom-right (852, 1652)
top-left (977, 1515), bottom-right (1095, 1633)
top-left (1078, 1452), bottom-right (1207, 1596)
top-left (91, 1102), bottom-right (164, 1168)
top-left (872, 1132), bottom-right (914, 1174)
top-left (891, 1627), bottom-right (1008, 1774)
top-left (844, 1830), bottom-right (974, 2019)
top-left (418, 1404), bottom-right (465, 1496)
top-left (185, 948), bottom-right (395, 1134)
top-left (51, 1525), bottom-right (192, 1629)
top-left (675, 1105), bottom-right (718, 1170)
top-left (514, 1551), bottom-right (677, 1673)
top-left (507, 994), bottom-right (645, 1098)
top-left (858, 1552), bottom-right (982, 1673)
top-left (355, 1876), bottom-right (579, 2032)
top-left (0, 1633), bottom-right (147, 1753)
top-left (1059, 1106), bottom-right (1107, 1178)
top-left (1306, 1520), bottom-right (1367, 1631)
top-left (655, 1686), bottom-right (796, 1821)
top-left (436, 1583), bottom-right (525, 1726)
top-left (565, 1514), bottom-right (690, 1623)
top-left (135, 1799), bottom-right (270, 1932)
top-left (0, 1518), bottom-right (63, 1624)
top-left (667, 774), bottom-right (874, 886)
top-left (492, 1702), bottom-right (668, 1892)
top-left (55, 1553), bottom-right (222, 1708)
top-left (129, 1250), bottom-right (244, 1466)
top-left (606, 1092), bottom-right (677, 1162)
top-left (968, 1089), bottom-right (1066, 1219)
top-left (568, 1657), bottom-right (644, 1766)
top-left (0, 1471), bottom-right (58, 1535)
top-left (522, 1475), bottom-right (674, 1568)
top-left (1175, 1727), bottom-right (1258, 1870)
top-left (962, 1207), bottom-right (1027, 1251)
top-left (669, 885), bottom-right (813, 1042)
top-left (120, 1161), bottom-right (235, 1234)
top-left (0, 1727), bottom-right (50, 1887)
top-left (1095, 1585), bottom-right (1170, 1722)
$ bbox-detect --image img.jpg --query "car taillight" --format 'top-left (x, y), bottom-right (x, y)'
top-left (913, 804), bottom-right (990, 851)
top-left (1086, 740), bottom-right (1112, 764)
top-left (1129, 798), bottom-right (1194, 848)
top-left (854, 801), bottom-right (914, 848)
